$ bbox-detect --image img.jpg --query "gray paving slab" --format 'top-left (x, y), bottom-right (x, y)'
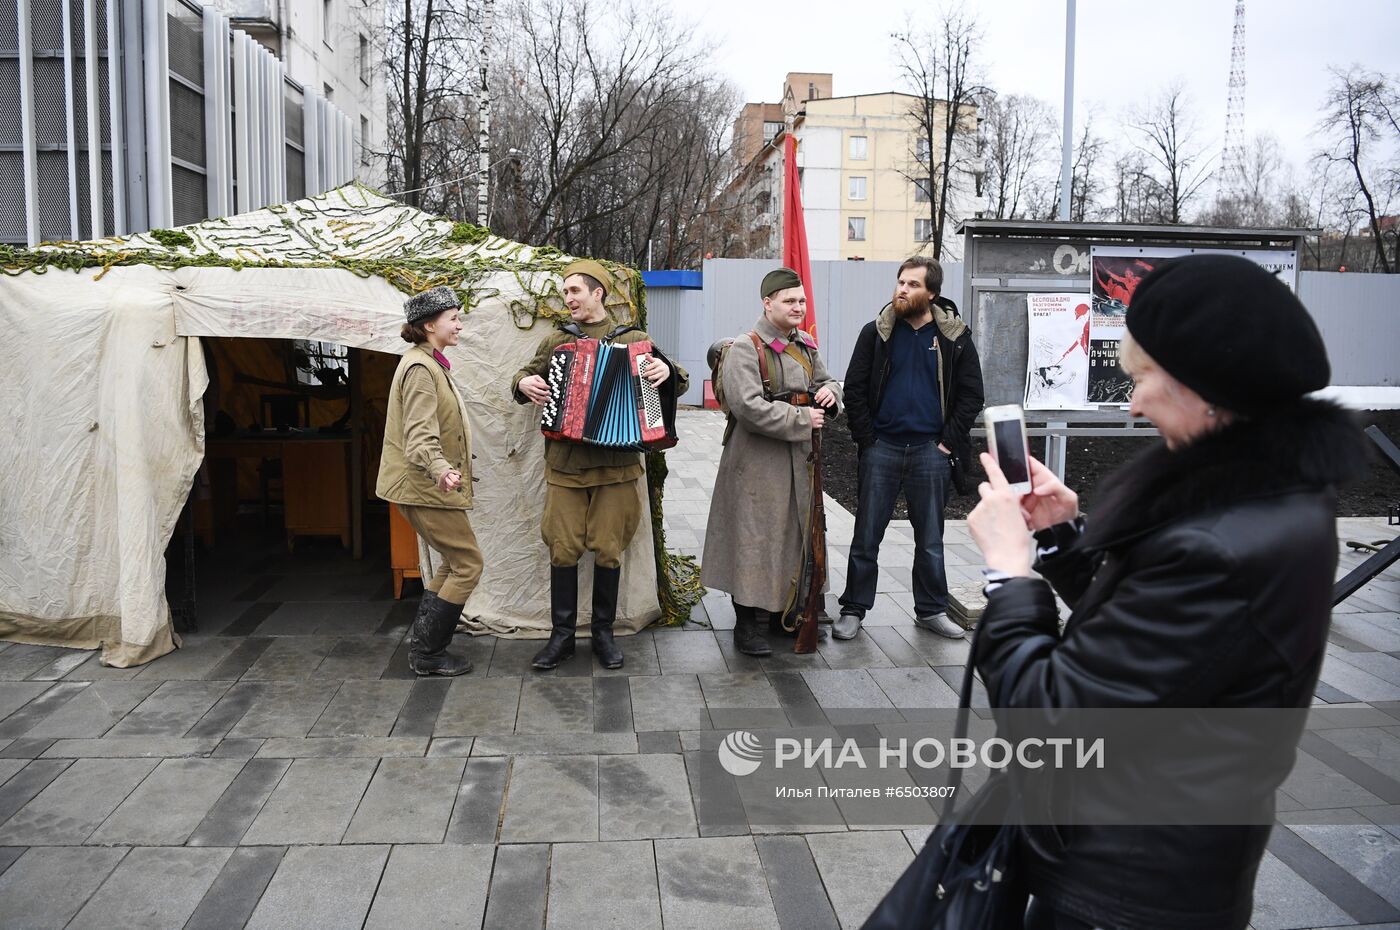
top-left (806, 831), bottom-right (916, 929)
top-left (0, 737), bottom-right (55, 759)
top-left (41, 736), bottom-right (222, 758)
top-left (344, 757), bottom-right (467, 844)
top-left (88, 757), bottom-right (247, 845)
top-left (683, 749), bottom-right (749, 837)
top-left (472, 732), bottom-right (637, 756)
top-left (799, 669), bottom-right (900, 724)
top-left (365, 843), bottom-right (495, 930)
top-left (0, 681), bottom-right (89, 738)
top-left (0, 759), bottom-right (24, 789)
top-left (548, 839), bottom-right (662, 930)
top-left (488, 638), bottom-right (552, 677)
top-left (66, 846), bottom-right (232, 930)
top-left (0, 644), bottom-right (74, 681)
top-left (593, 675), bottom-right (634, 732)
top-left (0, 845), bottom-right (128, 930)
top-left (500, 754), bottom-right (598, 843)
top-left (225, 679), bottom-right (341, 738)
top-left (516, 677), bottom-right (594, 732)
top-left (1268, 824), bottom-right (1400, 926)
top-left (817, 632), bottom-right (896, 669)
top-left (0, 758), bottom-right (72, 823)
top-left (481, 844), bottom-right (549, 930)
top-left (244, 844), bottom-right (390, 930)
top-left (655, 835), bottom-right (780, 930)
top-left (183, 846), bottom-right (286, 930)
top-left (205, 636), bottom-right (276, 680)
top-left (638, 730), bottom-right (682, 754)
top-left (391, 678), bottom-right (452, 737)
top-left (19, 680), bottom-right (158, 739)
top-left (1251, 850), bottom-right (1355, 930)
top-left (765, 671), bottom-right (830, 727)
top-left (186, 757), bottom-right (292, 847)
top-left (0, 681), bottom-right (53, 722)
top-left (240, 757), bottom-right (378, 845)
top-left (0, 757), bottom-right (158, 845)
top-left (133, 636), bottom-right (239, 681)
top-left (309, 679), bottom-right (413, 736)
top-left (255, 736), bottom-right (429, 757)
top-left (445, 756), bottom-right (508, 844)
top-left (0, 846), bottom-right (21, 878)
top-left (239, 635), bottom-right (340, 680)
top-left (105, 680), bottom-right (233, 737)
top-left (427, 736), bottom-right (475, 756)
top-left (599, 753), bottom-right (697, 840)
top-left (630, 674), bottom-right (712, 732)
top-left (862, 627), bottom-right (936, 667)
top-left (1282, 749), bottom-right (1387, 809)
top-left (699, 672), bottom-right (783, 709)
top-left (755, 835), bottom-right (842, 930)
top-left (655, 630), bottom-right (731, 674)
top-left (434, 675), bottom-right (522, 736)
top-left (868, 666), bottom-right (962, 712)
top-left (31, 650), bottom-right (106, 681)
top-left (311, 635), bottom-right (401, 679)
top-left (1291, 822), bottom-right (1400, 909)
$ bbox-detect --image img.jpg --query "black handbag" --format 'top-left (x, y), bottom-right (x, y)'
top-left (859, 627), bottom-right (1050, 930)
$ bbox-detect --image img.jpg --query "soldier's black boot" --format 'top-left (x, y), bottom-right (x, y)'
top-left (408, 594), bottom-right (472, 676)
top-left (532, 565), bottom-right (578, 670)
top-left (733, 603), bottom-right (772, 657)
top-left (590, 565), bottom-right (624, 669)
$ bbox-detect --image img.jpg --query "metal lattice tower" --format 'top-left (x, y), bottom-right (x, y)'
top-left (1222, 0), bottom-right (1247, 194)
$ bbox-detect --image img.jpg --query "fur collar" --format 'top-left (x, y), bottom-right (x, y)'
top-left (876, 295), bottom-right (967, 343)
top-left (1081, 399), bottom-right (1369, 551)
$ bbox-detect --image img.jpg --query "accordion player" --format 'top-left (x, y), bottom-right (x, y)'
top-left (539, 324), bottom-right (680, 452)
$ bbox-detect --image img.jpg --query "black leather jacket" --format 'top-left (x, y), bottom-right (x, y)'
top-left (974, 400), bottom-right (1368, 930)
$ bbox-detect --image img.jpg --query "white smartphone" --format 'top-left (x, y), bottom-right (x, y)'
top-left (984, 404), bottom-right (1033, 495)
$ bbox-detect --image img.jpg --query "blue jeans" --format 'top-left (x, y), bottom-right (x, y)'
top-left (838, 438), bottom-right (951, 619)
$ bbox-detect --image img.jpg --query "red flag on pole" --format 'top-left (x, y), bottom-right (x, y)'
top-left (782, 133), bottom-right (818, 343)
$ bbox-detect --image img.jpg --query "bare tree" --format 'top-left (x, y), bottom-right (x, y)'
top-left (1316, 66), bottom-right (1399, 273)
top-left (1129, 83), bottom-right (1214, 223)
top-left (1109, 149), bottom-right (1158, 224)
top-left (894, 4), bottom-right (984, 258)
top-left (1201, 133), bottom-right (1287, 227)
top-left (487, 0), bottom-right (737, 263)
top-left (382, 0), bottom-right (478, 213)
top-left (1067, 117), bottom-right (1109, 221)
top-left (979, 92), bottom-right (1058, 219)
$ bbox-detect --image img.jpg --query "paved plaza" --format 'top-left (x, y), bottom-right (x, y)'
top-left (0, 409), bottom-right (1397, 929)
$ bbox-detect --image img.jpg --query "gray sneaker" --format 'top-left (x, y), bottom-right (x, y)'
top-left (832, 612), bottom-right (862, 640)
top-left (913, 612), bottom-right (966, 638)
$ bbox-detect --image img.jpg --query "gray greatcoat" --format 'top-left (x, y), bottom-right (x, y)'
top-left (700, 315), bottom-right (844, 612)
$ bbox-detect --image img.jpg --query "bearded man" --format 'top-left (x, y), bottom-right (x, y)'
top-left (832, 256), bottom-right (984, 642)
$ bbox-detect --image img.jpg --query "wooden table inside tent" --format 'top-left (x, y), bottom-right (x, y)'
top-left (206, 431), bottom-right (353, 549)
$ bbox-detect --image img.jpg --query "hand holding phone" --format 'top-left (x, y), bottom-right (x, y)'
top-left (984, 404), bottom-right (1033, 495)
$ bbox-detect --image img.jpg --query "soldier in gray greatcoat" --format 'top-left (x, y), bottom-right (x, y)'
top-left (701, 268), bottom-right (843, 656)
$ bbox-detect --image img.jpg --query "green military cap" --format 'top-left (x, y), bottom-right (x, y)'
top-left (561, 259), bottom-right (615, 294)
top-left (761, 267), bottom-right (802, 298)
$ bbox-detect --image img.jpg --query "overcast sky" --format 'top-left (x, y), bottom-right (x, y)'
top-left (669, 0), bottom-right (1399, 177)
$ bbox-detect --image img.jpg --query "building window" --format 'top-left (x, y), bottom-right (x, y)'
top-left (360, 115), bottom-right (370, 164)
top-left (293, 340), bottom-right (348, 387)
top-left (848, 217), bottom-right (866, 241)
top-left (914, 178), bottom-right (931, 203)
top-left (808, 81), bottom-right (817, 100)
top-left (849, 135), bottom-right (867, 160)
top-left (915, 218), bottom-right (933, 242)
top-left (762, 121), bottom-right (784, 144)
top-left (848, 176), bottom-right (867, 201)
top-left (359, 34), bottom-right (369, 84)
top-left (915, 136), bottom-right (931, 163)
top-left (323, 0), bottom-right (333, 47)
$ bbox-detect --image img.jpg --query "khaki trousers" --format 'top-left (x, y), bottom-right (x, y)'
top-left (398, 504), bottom-right (483, 604)
top-left (541, 481), bottom-right (642, 568)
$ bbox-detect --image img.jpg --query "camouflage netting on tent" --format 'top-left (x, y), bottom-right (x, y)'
top-left (0, 184), bottom-right (701, 666)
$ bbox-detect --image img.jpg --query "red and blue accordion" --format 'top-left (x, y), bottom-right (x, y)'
top-left (539, 334), bottom-right (679, 451)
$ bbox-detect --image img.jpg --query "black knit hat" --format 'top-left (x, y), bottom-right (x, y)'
top-left (1124, 254), bottom-right (1330, 414)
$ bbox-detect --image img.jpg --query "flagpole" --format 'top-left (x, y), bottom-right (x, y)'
top-left (1059, 0), bottom-right (1076, 221)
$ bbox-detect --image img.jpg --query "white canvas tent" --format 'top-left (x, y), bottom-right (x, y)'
top-left (0, 186), bottom-right (694, 667)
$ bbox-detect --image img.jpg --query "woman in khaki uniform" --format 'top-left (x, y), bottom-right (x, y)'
top-left (377, 286), bottom-right (480, 676)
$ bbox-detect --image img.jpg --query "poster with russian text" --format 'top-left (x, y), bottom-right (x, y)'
top-left (1024, 292), bottom-right (1094, 410)
top-left (1087, 245), bottom-right (1300, 405)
